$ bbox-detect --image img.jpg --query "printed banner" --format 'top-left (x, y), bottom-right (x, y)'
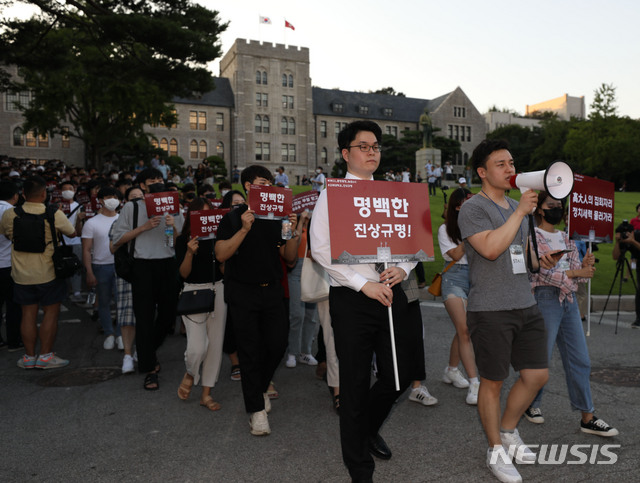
top-left (292, 191), bottom-right (319, 214)
top-left (568, 174), bottom-right (614, 243)
top-left (144, 191), bottom-right (180, 216)
top-left (327, 178), bottom-right (433, 263)
top-left (190, 209), bottom-right (230, 240)
top-left (248, 184), bottom-right (292, 219)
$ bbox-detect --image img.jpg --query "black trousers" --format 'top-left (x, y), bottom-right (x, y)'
top-left (131, 258), bottom-right (177, 373)
top-left (226, 280), bottom-right (289, 413)
top-left (330, 285), bottom-right (415, 481)
top-left (0, 267), bottom-right (22, 346)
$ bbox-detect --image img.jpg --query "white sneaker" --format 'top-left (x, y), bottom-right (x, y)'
top-left (132, 350), bottom-right (138, 362)
top-left (466, 381), bottom-right (480, 405)
top-left (500, 428), bottom-right (536, 464)
top-left (249, 410), bottom-right (271, 436)
top-left (486, 446), bottom-right (522, 483)
top-left (122, 354), bottom-right (135, 374)
top-left (408, 385), bottom-right (438, 406)
top-left (103, 335), bottom-right (115, 350)
top-left (443, 366), bottom-right (469, 388)
top-left (263, 393), bottom-right (271, 413)
top-left (115, 336), bottom-right (124, 351)
top-left (298, 353), bottom-right (318, 366)
top-left (285, 354), bottom-right (297, 368)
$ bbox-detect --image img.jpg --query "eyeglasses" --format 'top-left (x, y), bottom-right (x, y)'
top-left (348, 144), bottom-right (383, 153)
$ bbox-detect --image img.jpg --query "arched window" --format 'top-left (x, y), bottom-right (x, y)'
top-left (263, 115), bottom-right (270, 133)
top-left (160, 138), bottom-right (168, 153)
top-left (150, 139), bottom-right (159, 149)
top-left (190, 140), bottom-right (198, 159)
top-left (463, 152), bottom-right (469, 164)
top-left (288, 74), bottom-right (293, 88)
top-left (169, 138), bottom-right (178, 157)
top-left (282, 74), bottom-right (287, 87)
top-left (216, 142), bottom-right (224, 158)
top-left (199, 140), bottom-right (207, 159)
top-left (256, 70), bottom-right (261, 84)
top-left (255, 115), bottom-right (262, 133)
top-left (13, 127), bottom-right (24, 146)
top-left (288, 117), bottom-right (296, 135)
top-left (281, 117), bottom-right (288, 135)
top-left (321, 148), bottom-right (328, 164)
top-left (25, 130), bottom-right (37, 147)
top-left (262, 71), bottom-right (267, 85)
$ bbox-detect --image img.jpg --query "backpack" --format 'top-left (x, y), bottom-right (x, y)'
top-left (12, 205), bottom-right (57, 253)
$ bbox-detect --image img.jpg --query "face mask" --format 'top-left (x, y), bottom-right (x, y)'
top-left (62, 190), bottom-right (75, 200)
top-left (542, 207), bottom-right (564, 225)
top-left (316, 169), bottom-right (321, 174)
top-left (147, 182), bottom-right (165, 194)
top-left (221, 189), bottom-right (230, 197)
top-left (111, 174), bottom-right (119, 181)
top-left (103, 198), bottom-right (120, 211)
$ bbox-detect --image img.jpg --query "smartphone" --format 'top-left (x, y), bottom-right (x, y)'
top-left (550, 249), bottom-right (572, 257)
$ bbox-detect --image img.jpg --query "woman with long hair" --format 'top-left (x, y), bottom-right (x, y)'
top-left (437, 187), bottom-right (479, 405)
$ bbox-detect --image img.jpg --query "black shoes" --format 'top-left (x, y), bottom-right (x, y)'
top-left (368, 433), bottom-right (392, 460)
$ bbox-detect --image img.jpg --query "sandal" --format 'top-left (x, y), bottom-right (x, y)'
top-left (177, 374), bottom-right (193, 400)
top-left (144, 372), bottom-right (159, 391)
top-left (230, 365), bottom-right (241, 382)
top-left (200, 396), bottom-right (221, 412)
top-left (266, 381), bottom-right (279, 399)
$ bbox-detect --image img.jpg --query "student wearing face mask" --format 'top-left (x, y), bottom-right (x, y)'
top-left (526, 191), bottom-right (618, 438)
top-left (310, 166), bottom-right (325, 192)
top-left (82, 187), bottom-right (123, 350)
top-left (60, 181), bottom-right (86, 302)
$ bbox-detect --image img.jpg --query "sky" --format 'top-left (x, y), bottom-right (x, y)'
top-left (3, 0), bottom-right (639, 118)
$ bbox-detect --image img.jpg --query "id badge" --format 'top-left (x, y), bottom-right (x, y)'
top-left (510, 244), bottom-right (527, 274)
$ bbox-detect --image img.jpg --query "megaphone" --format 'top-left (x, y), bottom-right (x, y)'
top-left (509, 161), bottom-right (574, 200)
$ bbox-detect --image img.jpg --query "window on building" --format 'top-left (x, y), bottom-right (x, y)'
top-left (6, 92), bottom-right (18, 111)
top-left (255, 142), bottom-right (263, 161)
top-left (151, 139), bottom-right (159, 149)
top-left (447, 125), bottom-right (453, 139)
top-left (160, 138), bottom-right (168, 153)
top-left (12, 127), bottom-right (24, 146)
top-left (321, 148), bottom-right (327, 164)
top-left (256, 71), bottom-right (262, 84)
top-left (198, 111), bottom-right (207, 130)
top-left (216, 113), bottom-right (224, 131)
top-left (189, 111), bottom-right (198, 130)
top-left (61, 127), bottom-right (70, 148)
top-left (256, 92), bottom-right (262, 106)
top-left (359, 105), bottom-right (369, 115)
top-left (288, 118), bottom-right (295, 135)
top-left (342, 122), bottom-right (347, 130)
top-left (289, 144), bottom-right (296, 162)
top-left (263, 115), bottom-right (270, 133)
top-left (38, 132), bottom-right (49, 148)
top-left (335, 122), bottom-right (341, 137)
top-left (335, 147), bottom-right (342, 163)
top-left (454, 125), bottom-right (459, 141)
top-left (281, 117), bottom-right (288, 135)
top-left (170, 138), bottom-right (178, 156)
top-left (25, 130), bottom-right (37, 147)
top-left (262, 93), bottom-right (268, 107)
top-left (282, 74), bottom-right (287, 87)
top-left (466, 126), bottom-right (471, 142)
top-left (255, 115), bottom-right (262, 133)
top-left (19, 91), bottom-right (31, 110)
top-left (288, 96), bottom-right (294, 109)
top-left (190, 140), bottom-right (198, 159)
top-left (332, 102), bottom-right (343, 113)
top-left (320, 121), bottom-right (327, 138)
top-left (263, 142), bottom-right (270, 161)
top-left (390, 126), bottom-right (398, 138)
top-left (199, 140), bottom-right (207, 159)
top-left (464, 152), bottom-right (469, 164)
top-left (217, 142), bottom-right (224, 158)
top-left (288, 74), bottom-right (293, 88)
top-left (281, 144), bottom-right (288, 162)
top-left (383, 107), bottom-right (393, 117)
top-left (262, 71), bottom-right (267, 85)
top-left (282, 95), bottom-right (287, 109)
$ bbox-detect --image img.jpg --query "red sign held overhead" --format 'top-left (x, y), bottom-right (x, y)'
top-left (144, 192), bottom-right (180, 217)
top-left (568, 174), bottom-right (614, 243)
top-left (327, 178), bottom-right (433, 263)
top-left (248, 184), bottom-right (292, 219)
top-left (190, 209), bottom-right (230, 240)
top-left (292, 191), bottom-right (319, 214)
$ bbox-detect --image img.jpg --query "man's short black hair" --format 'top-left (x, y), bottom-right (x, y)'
top-left (0, 180), bottom-right (19, 201)
top-left (471, 139), bottom-right (510, 173)
top-left (23, 175), bottom-right (47, 199)
top-left (59, 179), bottom-right (77, 189)
top-left (136, 168), bottom-right (164, 187)
top-left (241, 165), bottom-right (274, 191)
top-left (182, 183), bottom-right (196, 193)
top-left (337, 121), bottom-right (382, 151)
top-left (218, 180), bottom-right (232, 191)
top-left (115, 178), bottom-right (132, 189)
top-left (97, 186), bottom-right (120, 200)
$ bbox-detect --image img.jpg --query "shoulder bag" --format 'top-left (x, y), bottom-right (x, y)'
top-left (427, 260), bottom-right (456, 297)
top-left (48, 206), bottom-right (83, 279)
top-left (114, 201), bottom-right (138, 282)
top-left (300, 241), bottom-right (330, 303)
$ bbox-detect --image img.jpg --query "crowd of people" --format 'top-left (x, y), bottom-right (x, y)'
top-left (0, 129), bottom-right (627, 483)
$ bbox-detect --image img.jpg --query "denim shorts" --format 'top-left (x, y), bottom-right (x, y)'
top-left (441, 264), bottom-right (469, 300)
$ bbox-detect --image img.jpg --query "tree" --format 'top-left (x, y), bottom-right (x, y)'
top-left (589, 83), bottom-right (618, 120)
top-left (0, 0), bottom-right (227, 168)
top-left (487, 124), bottom-right (543, 172)
top-left (371, 87), bottom-right (406, 97)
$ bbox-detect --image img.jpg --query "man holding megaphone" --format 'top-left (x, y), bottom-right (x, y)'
top-left (459, 139), bottom-right (563, 483)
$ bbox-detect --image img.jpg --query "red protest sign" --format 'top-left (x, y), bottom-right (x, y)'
top-left (568, 174), bottom-right (614, 243)
top-left (248, 184), bottom-right (292, 219)
top-left (50, 189), bottom-right (62, 204)
top-left (292, 191), bottom-right (319, 214)
top-left (59, 200), bottom-right (71, 214)
top-left (144, 192), bottom-right (180, 216)
top-left (190, 209), bottom-right (230, 240)
top-left (327, 178), bottom-right (433, 263)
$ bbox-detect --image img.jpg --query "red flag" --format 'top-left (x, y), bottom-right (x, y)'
top-left (285, 20), bottom-right (295, 30)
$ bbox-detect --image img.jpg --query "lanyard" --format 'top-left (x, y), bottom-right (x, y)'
top-left (480, 191), bottom-right (524, 246)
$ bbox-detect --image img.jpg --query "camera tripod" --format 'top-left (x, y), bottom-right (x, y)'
top-left (598, 252), bottom-right (637, 334)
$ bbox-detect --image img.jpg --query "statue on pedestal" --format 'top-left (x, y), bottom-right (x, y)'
top-left (419, 108), bottom-right (433, 149)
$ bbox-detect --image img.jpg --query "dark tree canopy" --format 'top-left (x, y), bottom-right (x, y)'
top-left (0, 0), bottom-right (228, 167)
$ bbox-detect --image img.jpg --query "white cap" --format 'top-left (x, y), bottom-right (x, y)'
top-left (458, 177), bottom-right (466, 184)
top-left (9, 170), bottom-right (20, 177)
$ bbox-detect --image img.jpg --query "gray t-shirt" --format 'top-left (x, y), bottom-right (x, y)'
top-left (458, 194), bottom-right (535, 312)
top-left (110, 199), bottom-right (184, 260)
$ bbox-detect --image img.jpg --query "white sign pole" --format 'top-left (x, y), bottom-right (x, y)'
top-left (379, 247), bottom-right (400, 391)
top-left (586, 230), bottom-right (595, 336)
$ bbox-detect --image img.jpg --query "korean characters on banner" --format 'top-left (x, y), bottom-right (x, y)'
top-left (248, 184), bottom-right (293, 219)
top-left (326, 178), bottom-right (434, 263)
top-left (75, 191), bottom-right (99, 218)
top-left (569, 174), bottom-right (615, 243)
top-left (190, 209), bottom-right (230, 240)
top-left (292, 190), bottom-right (319, 214)
top-left (144, 191), bottom-right (180, 217)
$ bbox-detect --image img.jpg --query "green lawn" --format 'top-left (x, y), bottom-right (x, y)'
top-left (250, 183), bottom-right (639, 296)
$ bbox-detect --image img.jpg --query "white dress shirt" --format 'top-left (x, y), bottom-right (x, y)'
top-left (309, 172), bottom-right (415, 292)
top-left (0, 200), bottom-right (13, 268)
